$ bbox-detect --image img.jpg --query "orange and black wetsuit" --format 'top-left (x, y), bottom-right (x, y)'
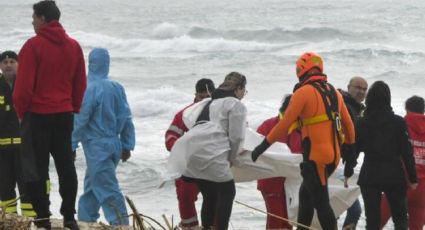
top-left (267, 80), bottom-right (355, 186)
top-left (256, 76), bottom-right (355, 230)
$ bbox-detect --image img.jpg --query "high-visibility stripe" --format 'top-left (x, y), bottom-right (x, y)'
top-left (166, 135), bottom-right (177, 142)
top-left (180, 215), bottom-right (198, 225)
top-left (46, 179), bottom-right (50, 195)
top-left (0, 137), bottom-right (21, 145)
top-left (288, 114), bottom-right (333, 134)
top-left (288, 112), bottom-right (345, 143)
top-left (5, 206), bottom-right (17, 213)
top-left (12, 138), bottom-right (21, 144)
top-left (167, 125), bottom-right (185, 136)
top-left (0, 198), bottom-right (17, 207)
top-left (20, 203), bottom-right (34, 209)
top-left (22, 209), bottom-right (37, 217)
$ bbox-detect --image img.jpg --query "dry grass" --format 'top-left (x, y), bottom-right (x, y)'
top-left (0, 209), bottom-right (32, 230)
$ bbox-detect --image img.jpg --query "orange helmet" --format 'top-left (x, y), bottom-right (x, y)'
top-left (296, 52), bottom-right (323, 78)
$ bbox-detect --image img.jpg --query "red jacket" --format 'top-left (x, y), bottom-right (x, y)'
top-left (405, 112), bottom-right (425, 179)
top-left (257, 117), bottom-right (302, 192)
top-left (13, 21), bottom-right (86, 118)
top-left (165, 104), bottom-right (193, 151)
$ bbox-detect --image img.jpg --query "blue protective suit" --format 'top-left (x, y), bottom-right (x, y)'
top-left (72, 48), bottom-right (135, 225)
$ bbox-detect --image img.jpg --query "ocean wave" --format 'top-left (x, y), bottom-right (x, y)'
top-left (322, 48), bottom-right (425, 67)
top-left (128, 86), bottom-right (192, 118)
top-left (325, 48), bottom-right (425, 58)
top-left (187, 26), bottom-right (356, 42)
top-left (151, 22), bottom-right (382, 43)
top-left (69, 31), bottom-right (286, 56)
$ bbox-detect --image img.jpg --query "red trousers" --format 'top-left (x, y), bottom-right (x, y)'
top-left (380, 179), bottom-right (425, 230)
top-left (175, 178), bottom-right (200, 227)
top-left (261, 191), bottom-right (292, 230)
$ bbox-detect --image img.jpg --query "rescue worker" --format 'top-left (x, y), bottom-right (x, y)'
top-left (0, 51), bottom-right (36, 217)
top-left (165, 78), bottom-right (215, 229)
top-left (13, 1), bottom-right (86, 229)
top-left (251, 52), bottom-right (355, 230)
top-left (338, 76), bottom-right (368, 230)
top-left (181, 72), bottom-right (248, 230)
top-left (72, 48), bottom-right (135, 226)
top-left (256, 94), bottom-right (302, 230)
top-left (380, 95), bottom-right (425, 230)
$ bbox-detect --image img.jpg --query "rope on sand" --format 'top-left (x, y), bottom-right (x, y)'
top-left (235, 200), bottom-right (318, 230)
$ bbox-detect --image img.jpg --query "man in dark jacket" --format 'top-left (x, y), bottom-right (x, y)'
top-left (339, 76), bottom-right (368, 229)
top-left (13, 1), bottom-right (86, 229)
top-left (342, 76), bottom-right (368, 120)
top-left (0, 51), bottom-right (36, 217)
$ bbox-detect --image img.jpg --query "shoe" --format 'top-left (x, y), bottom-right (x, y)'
top-left (63, 219), bottom-right (80, 230)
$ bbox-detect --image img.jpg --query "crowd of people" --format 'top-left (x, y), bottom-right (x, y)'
top-left (0, 1), bottom-right (424, 230)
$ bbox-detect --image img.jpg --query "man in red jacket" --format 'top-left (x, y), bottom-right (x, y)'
top-left (165, 78), bottom-right (215, 229)
top-left (257, 95), bottom-right (302, 230)
top-left (13, 1), bottom-right (86, 229)
top-left (380, 95), bottom-right (425, 230)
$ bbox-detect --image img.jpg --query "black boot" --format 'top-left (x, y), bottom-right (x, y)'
top-left (63, 219), bottom-right (80, 230)
top-left (35, 219), bottom-right (51, 230)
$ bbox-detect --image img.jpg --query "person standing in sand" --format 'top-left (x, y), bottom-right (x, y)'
top-left (13, 1), bottom-right (86, 229)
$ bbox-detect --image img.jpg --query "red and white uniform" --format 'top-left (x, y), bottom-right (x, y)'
top-left (165, 104), bottom-right (200, 228)
top-left (256, 117), bottom-right (302, 230)
top-left (380, 112), bottom-right (425, 230)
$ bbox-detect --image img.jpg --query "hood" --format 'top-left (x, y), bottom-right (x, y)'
top-left (405, 112), bottom-right (425, 135)
top-left (88, 48), bottom-right (110, 82)
top-left (37, 20), bottom-right (67, 45)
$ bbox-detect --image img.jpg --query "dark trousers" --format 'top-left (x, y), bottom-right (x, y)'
top-left (195, 179), bottom-right (235, 230)
top-left (0, 147), bottom-right (32, 213)
top-left (343, 198), bottom-right (362, 228)
top-left (361, 185), bottom-right (407, 230)
top-left (23, 112), bottom-right (78, 222)
top-left (297, 181), bottom-right (336, 230)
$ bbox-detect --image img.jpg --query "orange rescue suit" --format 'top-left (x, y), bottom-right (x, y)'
top-left (267, 82), bottom-right (355, 185)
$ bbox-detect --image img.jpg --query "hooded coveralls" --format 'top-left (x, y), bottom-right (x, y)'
top-left (72, 48), bottom-right (135, 225)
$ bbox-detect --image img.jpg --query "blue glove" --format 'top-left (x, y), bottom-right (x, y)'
top-left (251, 138), bottom-right (271, 162)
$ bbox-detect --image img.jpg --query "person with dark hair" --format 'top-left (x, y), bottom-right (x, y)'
top-left (345, 81), bottom-right (417, 230)
top-left (380, 95), bottom-right (425, 230)
top-left (32, 0), bottom-right (61, 22)
top-left (164, 78), bottom-right (215, 229)
top-left (0, 51), bottom-right (36, 218)
top-left (251, 52), bottom-right (355, 230)
top-left (13, 1), bottom-right (86, 229)
top-left (72, 48), bottom-right (135, 226)
top-left (405, 96), bottom-right (425, 114)
top-left (256, 94), bottom-right (302, 230)
top-left (176, 72), bottom-right (247, 230)
top-left (338, 76), bottom-right (368, 230)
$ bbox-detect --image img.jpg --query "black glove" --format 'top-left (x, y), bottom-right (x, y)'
top-left (341, 144), bottom-right (357, 178)
top-left (341, 144), bottom-right (357, 166)
top-left (252, 138), bottom-right (271, 162)
top-left (344, 165), bottom-right (354, 178)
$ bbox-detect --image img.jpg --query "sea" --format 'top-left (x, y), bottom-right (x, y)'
top-left (1, 0), bottom-right (425, 229)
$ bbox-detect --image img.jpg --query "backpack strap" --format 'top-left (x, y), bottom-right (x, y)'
top-left (194, 100), bottom-right (213, 126)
